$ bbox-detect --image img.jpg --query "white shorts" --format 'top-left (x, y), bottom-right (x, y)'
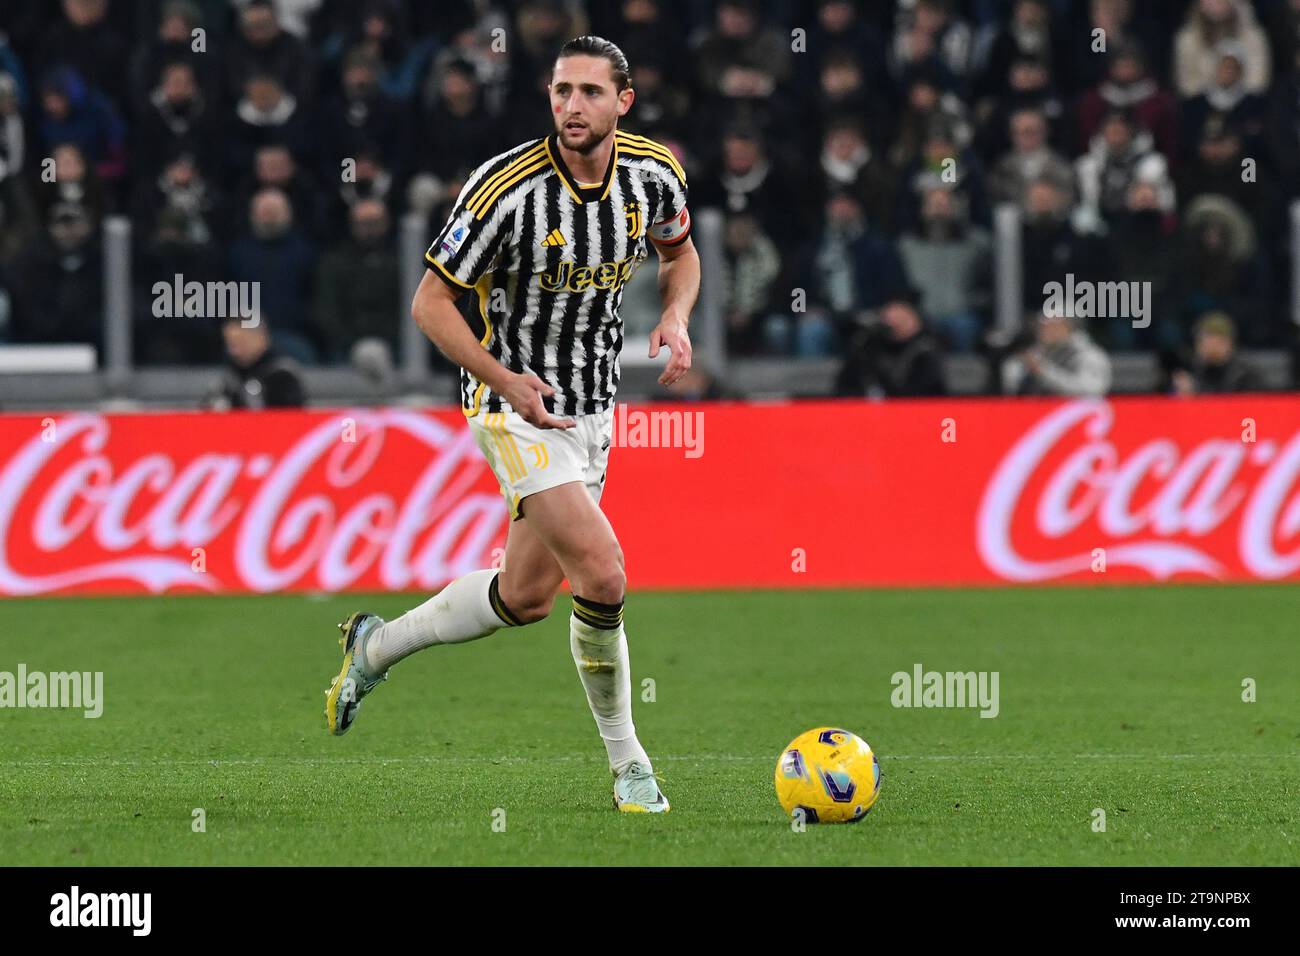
top-left (468, 406), bottom-right (614, 520)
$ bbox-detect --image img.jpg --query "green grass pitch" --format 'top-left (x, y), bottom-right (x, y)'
top-left (2, 585), bottom-right (1297, 866)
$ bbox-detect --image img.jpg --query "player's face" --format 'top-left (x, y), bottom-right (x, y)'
top-left (549, 56), bottom-right (633, 153)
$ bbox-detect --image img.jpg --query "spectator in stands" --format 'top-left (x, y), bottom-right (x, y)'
top-left (1180, 45), bottom-right (1268, 155)
top-left (36, 67), bottom-right (126, 185)
top-left (799, 0), bottom-right (887, 102)
top-left (1174, 0), bottom-right (1271, 98)
top-left (35, 142), bottom-right (106, 230)
top-left (35, 0), bottom-right (130, 111)
top-left (896, 119), bottom-right (988, 233)
top-left (835, 288), bottom-right (947, 398)
top-left (134, 60), bottom-right (220, 181)
top-left (1177, 115), bottom-right (1274, 240)
top-left (320, 46), bottom-right (405, 176)
top-left (314, 198), bottom-right (399, 362)
top-left (235, 142), bottom-right (322, 239)
top-left (1001, 310), bottom-right (1111, 396)
top-left (813, 50), bottom-right (881, 154)
top-left (1078, 42), bottom-right (1177, 162)
top-left (889, 0), bottom-right (972, 89)
top-left (133, 207), bottom-right (224, 365)
top-left (132, 150), bottom-right (226, 248)
top-left (975, 53), bottom-right (1066, 161)
top-left (693, 0), bottom-right (792, 103)
top-left (977, 0), bottom-right (1060, 102)
top-left (0, 32), bottom-right (28, 111)
top-left (0, 156), bottom-right (36, 267)
top-left (613, 50), bottom-right (690, 143)
top-left (1105, 180), bottom-right (1179, 351)
top-left (804, 189), bottom-right (904, 338)
top-left (819, 117), bottom-right (894, 233)
top-left (341, 1), bottom-right (435, 104)
top-left (0, 69), bottom-right (23, 175)
top-left (696, 125), bottom-right (809, 247)
top-left (0, 69), bottom-right (30, 255)
top-left (898, 187), bottom-right (990, 353)
top-left (129, 1), bottom-right (219, 119)
top-left (8, 202), bottom-right (103, 354)
top-left (205, 315), bottom-right (305, 410)
top-left (325, 146), bottom-right (395, 242)
top-left (415, 58), bottom-right (502, 201)
top-left (1063, 0), bottom-right (1164, 98)
top-left (1175, 194), bottom-right (1274, 346)
top-left (1073, 110), bottom-right (1174, 235)
top-left (1171, 311), bottom-right (1263, 395)
top-left (610, 0), bottom-right (678, 63)
top-left (226, 0), bottom-right (315, 106)
top-left (716, 212), bottom-right (781, 354)
top-left (504, 0), bottom-right (574, 111)
top-left (229, 188), bottom-right (318, 363)
top-left (228, 73), bottom-right (311, 172)
top-left (1020, 178), bottom-right (1106, 314)
top-left (890, 65), bottom-right (972, 171)
top-left (986, 107), bottom-right (1073, 209)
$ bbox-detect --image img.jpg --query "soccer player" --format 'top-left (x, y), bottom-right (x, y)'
top-left (324, 37), bottom-right (699, 813)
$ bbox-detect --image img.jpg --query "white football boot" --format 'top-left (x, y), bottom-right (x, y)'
top-left (324, 612), bottom-right (388, 736)
top-left (613, 760), bottom-right (670, 813)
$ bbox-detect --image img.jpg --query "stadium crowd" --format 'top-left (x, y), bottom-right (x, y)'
top-left (0, 0), bottom-right (1297, 403)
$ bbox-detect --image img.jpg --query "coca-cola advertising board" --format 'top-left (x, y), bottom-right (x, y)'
top-left (1, 396), bottom-right (1298, 596)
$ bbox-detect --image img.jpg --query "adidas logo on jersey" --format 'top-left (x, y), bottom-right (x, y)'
top-left (539, 228), bottom-right (566, 247)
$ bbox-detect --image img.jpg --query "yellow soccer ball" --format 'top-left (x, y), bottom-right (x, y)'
top-left (774, 727), bottom-right (882, 823)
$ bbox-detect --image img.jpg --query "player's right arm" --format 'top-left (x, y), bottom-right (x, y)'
top-left (415, 144), bottom-right (574, 429)
top-left (411, 273), bottom-right (573, 428)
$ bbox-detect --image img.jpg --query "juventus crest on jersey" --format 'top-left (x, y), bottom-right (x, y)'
top-left (425, 131), bottom-right (691, 417)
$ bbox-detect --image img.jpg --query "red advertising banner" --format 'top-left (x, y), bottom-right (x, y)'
top-left (1, 396), bottom-right (1298, 596)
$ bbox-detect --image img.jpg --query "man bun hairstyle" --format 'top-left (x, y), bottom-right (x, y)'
top-left (558, 35), bottom-right (632, 90)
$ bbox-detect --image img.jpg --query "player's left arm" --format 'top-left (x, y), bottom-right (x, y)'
top-left (649, 233), bottom-right (700, 387)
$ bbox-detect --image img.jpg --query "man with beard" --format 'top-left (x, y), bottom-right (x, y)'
top-left (324, 37), bottom-right (700, 816)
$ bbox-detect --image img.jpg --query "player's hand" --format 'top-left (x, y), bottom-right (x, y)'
top-left (502, 373), bottom-right (575, 430)
top-left (649, 315), bottom-right (692, 387)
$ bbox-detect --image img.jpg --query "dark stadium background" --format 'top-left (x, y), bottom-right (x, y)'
top-left (1, 0), bottom-right (1297, 407)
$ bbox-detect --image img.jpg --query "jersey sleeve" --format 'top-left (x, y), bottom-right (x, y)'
top-left (647, 161), bottom-right (691, 247)
top-left (424, 163), bottom-right (511, 290)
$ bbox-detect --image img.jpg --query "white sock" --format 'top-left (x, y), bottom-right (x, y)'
top-left (364, 569), bottom-right (514, 673)
top-left (570, 601), bottom-right (649, 775)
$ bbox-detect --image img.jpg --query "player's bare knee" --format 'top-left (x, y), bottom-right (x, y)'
top-left (511, 593), bottom-right (555, 625)
top-left (497, 577), bottom-right (556, 625)
top-left (578, 555), bottom-right (625, 605)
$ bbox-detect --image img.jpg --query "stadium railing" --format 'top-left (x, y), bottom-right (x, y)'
top-left (1, 202), bottom-right (1297, 411)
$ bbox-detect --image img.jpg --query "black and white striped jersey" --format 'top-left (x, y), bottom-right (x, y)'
top-left (424, 131), bottom-right (691, 417)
